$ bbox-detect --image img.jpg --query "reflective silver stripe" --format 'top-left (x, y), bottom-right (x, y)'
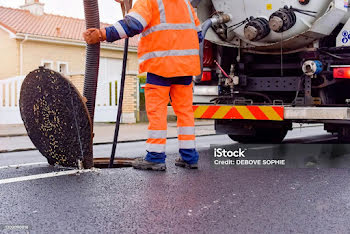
top-left (141, 23), bottom-right (197, 37)
top-left (127, 12), bottom-right (148, 28)
top-left (196, 25), bottom-right (202, 32)
top-left (113, 22), bottom-right (127, 39)
top-left (178, 127), bottom-right (195, 135)
top-left (183, 0), bottom-right (194, 24)
top-left (156, 0), bottom-right (166, 23)
top-left (179, 140), bottom-right (196, 149)
top-left (148, 130), bottom-right (167, 139)
top-left (139, 49), bottom-right (199, 63)
top-left (146, 143), bottom-right (166, 153)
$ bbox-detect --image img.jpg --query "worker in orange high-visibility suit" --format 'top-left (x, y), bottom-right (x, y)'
top-left (83, 0), bottom-right (203, 171)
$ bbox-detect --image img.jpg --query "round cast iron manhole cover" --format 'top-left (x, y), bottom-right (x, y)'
top-left (19, 67), bottom-right (93, 168)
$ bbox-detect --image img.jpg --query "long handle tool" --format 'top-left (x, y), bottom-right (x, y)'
top-left (109, 0), bottom-right (133, 168)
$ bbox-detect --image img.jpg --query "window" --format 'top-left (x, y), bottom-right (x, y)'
top-left (57, 62), bottom-right (68, 75)
top-left (41, 60), bottom-right (53, 69)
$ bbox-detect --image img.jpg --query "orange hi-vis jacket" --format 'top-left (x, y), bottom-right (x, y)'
top-left (128, 0), bottom-right (202, 77)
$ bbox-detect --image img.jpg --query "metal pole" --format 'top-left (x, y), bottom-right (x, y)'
top-left (109, 38), bottom-right (129, 168)
top-left (109, 0), bottom-right (132, 168)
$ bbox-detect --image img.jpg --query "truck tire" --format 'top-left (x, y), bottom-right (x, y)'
top-left (228, 128), bottom-right (288, 144)
top-left (325, 124), bottom-right (350, 143)
top-left (338, 127), bottom-right (350, 143)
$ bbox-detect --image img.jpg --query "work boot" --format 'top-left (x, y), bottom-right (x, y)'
top-left (132, 157), bottom-right (166, 171)
top-left (175, 158), bottom-right (198, 169)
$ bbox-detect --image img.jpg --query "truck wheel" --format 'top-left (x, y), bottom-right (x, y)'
top-left (338, 127), bottom-right (350, 143)
top-left (228, 128), bottom-right (288, 144)
top-left (325, 124), bottom-right (350, 143)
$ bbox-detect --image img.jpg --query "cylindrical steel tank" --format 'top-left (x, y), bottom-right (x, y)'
top-left (196, 0), bottom-right (350, 53)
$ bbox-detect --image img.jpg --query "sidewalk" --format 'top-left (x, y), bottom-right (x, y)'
top-left (0, 120), bottom-right (215, 153)
top-left (0, 121), bottom-right (322, 153)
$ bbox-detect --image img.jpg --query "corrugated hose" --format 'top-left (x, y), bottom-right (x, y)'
top-left (83, 0), bottom-right (101, 125)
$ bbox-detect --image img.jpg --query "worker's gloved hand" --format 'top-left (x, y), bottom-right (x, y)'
top-left (83, 28), bottom-right (107, 44)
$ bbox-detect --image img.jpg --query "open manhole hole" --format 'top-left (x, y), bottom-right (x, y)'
top-left (93, 158), bottom-right (135, 168)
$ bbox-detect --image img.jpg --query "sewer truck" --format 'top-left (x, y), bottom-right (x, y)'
top-left (192, 0), bottom-right (350, 143)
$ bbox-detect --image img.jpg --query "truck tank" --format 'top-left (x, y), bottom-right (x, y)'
top-left (193, 0), bottom-right (350, 143)
top-left (197, 0), bottom-right (350, 53)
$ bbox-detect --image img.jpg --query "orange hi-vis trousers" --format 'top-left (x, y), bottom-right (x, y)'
top-left (144, 73), bottom-right (199, 164)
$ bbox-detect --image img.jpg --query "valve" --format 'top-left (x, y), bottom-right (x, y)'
top-left (244, 17), bottom-right (270, 41)
top-left (269, 6), bottom-right (297, 33)
top-left (302, 60), bottom-right (323, 76)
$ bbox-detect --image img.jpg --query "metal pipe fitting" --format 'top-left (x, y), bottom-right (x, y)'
top-left (194, 14), bottom-right (231, 83)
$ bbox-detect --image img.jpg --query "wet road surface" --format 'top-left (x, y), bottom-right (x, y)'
top-left (1, 126), bottom-right (350, 233)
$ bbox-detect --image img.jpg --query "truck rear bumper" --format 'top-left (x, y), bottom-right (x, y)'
top-left (193, 105), bottom-right (350, 121)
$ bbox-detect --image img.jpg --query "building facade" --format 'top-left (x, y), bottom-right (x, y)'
top-left (0, 0), bottom-right (140, 123)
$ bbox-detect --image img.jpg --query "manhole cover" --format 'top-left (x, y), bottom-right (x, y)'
top-left (19, 67), bottom-right (93, 168)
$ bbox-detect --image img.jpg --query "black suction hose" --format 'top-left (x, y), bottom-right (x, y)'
top-left (194, 14), bottom-right (231, 83)
top-left (83, 0), bottom-right (100, 126)
top-left (190, 0), bottom-right (202, 8)
top-left (83, 0), bottom-right (129, 168)
top-left (194, 19), bottom-right (214, 83)
top-left (82, 0), bottom-right (100, 169)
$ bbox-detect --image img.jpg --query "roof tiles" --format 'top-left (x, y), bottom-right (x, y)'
top-left (0, 6), bottom-right (139, 48)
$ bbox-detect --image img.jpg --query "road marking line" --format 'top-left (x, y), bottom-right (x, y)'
top-left (0, 162), bottom-right (48, 170)
top-left (0, 169), bottom-right (93, 185)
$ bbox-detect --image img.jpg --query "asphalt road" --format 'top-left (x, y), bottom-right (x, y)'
top-left (1, 126), bottom-right (350, 233)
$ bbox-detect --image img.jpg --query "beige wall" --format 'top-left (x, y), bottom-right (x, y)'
top-left (0, 35), bottom-right (140, 123)
top-left (121, 74), bottom-right (138, 123)
top-left (21, 40), bottom-right (85, 76)
top-left (69, 74), bottom-right (85, 94)
top-left (0, 33), bottom-right (139, 80)
top-left (0, 29), bottom-right (19, 79)
top-left (21, 41), bottom-right (138, 78)
top-left (123, 74), bottom-right (137, 114)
